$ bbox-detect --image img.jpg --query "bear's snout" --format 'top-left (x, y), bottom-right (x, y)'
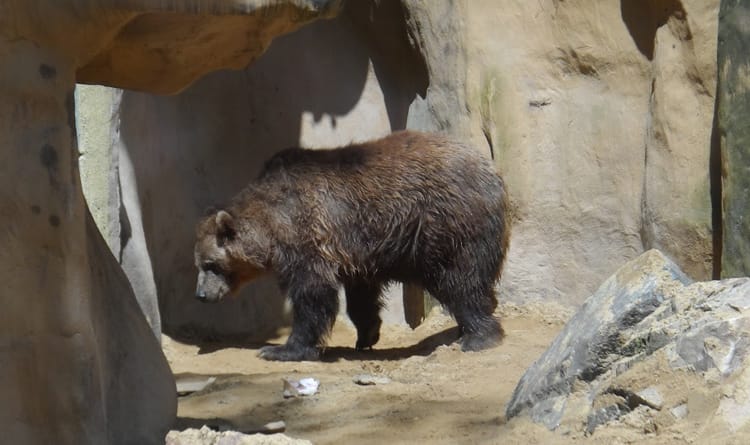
top-left (195, 289), bottom-right (208, 302)
top-left (195, 288), bottom-right (223, 303)
top-left (194, 269), bottom-right (229, 302)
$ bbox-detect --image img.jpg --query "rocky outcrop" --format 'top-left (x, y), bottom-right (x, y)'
top-left (717, 0), bottom-right (750, 278)
top-left (76, 1), bottom-right (343, 94)
top-left (1, 1), bottom-right (341, 443)
top-left (507, 250), bottom-right (750, 438)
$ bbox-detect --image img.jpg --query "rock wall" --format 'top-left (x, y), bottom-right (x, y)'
top-left (717, 0), bottom-right (750, 278)
top-left (76, 85), bottom-right (122, 255)
top-left (1, 1), bottom-right (341, 443)
top-left (0, 37), bottom-right (176, 444)
top-left (462, 0), bottom-right (718, 304)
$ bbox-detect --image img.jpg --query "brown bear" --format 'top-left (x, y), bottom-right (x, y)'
top-left (194, 130), bottom-right (510, 361)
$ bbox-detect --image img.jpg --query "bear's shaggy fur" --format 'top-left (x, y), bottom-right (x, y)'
top-left (194, 130), bottom-right (510, 361)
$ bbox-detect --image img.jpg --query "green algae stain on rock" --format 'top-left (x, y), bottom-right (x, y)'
top-left (718, 0), bottom-right (750, 277)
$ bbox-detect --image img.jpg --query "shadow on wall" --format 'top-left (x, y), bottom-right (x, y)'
top-left (119, 1), bottom-right (428, 341)
top-left (620, 0), bottom-right (689, 61)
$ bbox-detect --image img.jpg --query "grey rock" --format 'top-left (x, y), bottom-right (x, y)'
top-left (507, 249), bottom-right (750, 434)
top-left (586, 405), bottom-right (627, 435)
top-left (636, 387), bottom-right (664, 410)
top-left (506, 250), bottom-right (691, 429)
top-left (671, 404), bottom-right (688, 420)
top-left (176, 376), bottom-right (217, 396)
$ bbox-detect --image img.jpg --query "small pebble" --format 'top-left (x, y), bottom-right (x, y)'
top-left (353, 374), bottom-right (391, 385)
top-left (175, 376), bottom-right (216, 396)
top-left (637, 386), bottom-right (664, 410)
top-left (671, 404), bottom-right (688, 419)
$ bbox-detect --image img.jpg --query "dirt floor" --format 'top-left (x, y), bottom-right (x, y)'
top-left (162, 304), bottom-right (719, 445)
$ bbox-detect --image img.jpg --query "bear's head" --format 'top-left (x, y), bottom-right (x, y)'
top-left (194, 209), bottom-right (270, 302)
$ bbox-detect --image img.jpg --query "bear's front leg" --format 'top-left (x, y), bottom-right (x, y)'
top-left (258, 278), bottom-right (339, 361)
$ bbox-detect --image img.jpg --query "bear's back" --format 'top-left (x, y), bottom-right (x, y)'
top-left (258, 130), bottom-right (497, 190)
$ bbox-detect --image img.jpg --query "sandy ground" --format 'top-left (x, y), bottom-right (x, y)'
top-left (162, 304), bottom-right (726, 445)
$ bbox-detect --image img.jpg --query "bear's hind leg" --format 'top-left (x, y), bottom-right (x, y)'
top-left (344, 281), bottom-right (384, 350)
top-left (455, 300), bottom-right (504, 352)
top-left (426, 271), bottom-right (503, 352)
top-left (258, 278), bottom-right (339, 361)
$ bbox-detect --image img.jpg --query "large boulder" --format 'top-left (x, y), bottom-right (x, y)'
top-left (507, 250), bottom-right (750, 438)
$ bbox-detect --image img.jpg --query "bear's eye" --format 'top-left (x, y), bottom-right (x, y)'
top-left (202, 262), bottom-right (223, 275)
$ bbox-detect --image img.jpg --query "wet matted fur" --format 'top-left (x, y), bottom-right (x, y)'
top-left (194, 130), bottom-right (510, 361)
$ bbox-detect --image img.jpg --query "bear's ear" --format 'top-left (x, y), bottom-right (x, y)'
top-left (215, 210), bottom-right (236, 244)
